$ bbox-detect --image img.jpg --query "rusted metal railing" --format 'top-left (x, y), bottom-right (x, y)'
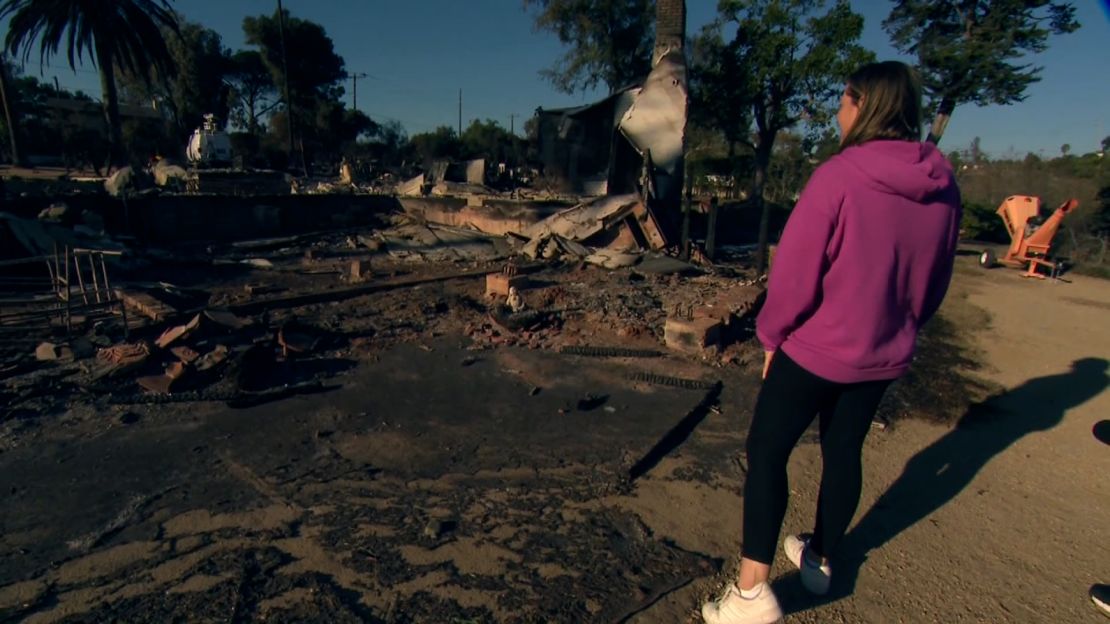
top-left (0, 245), bottom-right (128, 339)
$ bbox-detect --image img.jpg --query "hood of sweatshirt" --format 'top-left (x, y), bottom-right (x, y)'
top-left (837, 140), bottom-right (954, 203)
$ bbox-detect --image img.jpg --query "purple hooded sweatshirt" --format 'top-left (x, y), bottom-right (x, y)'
top-left (756, 139), bottom-right (961, 384)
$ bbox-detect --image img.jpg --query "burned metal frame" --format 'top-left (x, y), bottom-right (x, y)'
top-left (0, 245), bottom-right (128, 339)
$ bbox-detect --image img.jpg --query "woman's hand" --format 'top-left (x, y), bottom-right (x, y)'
top-left (762, 350), bottom-right (775, 380)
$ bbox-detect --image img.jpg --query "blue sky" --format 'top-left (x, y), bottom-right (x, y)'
top-left (5, 0), bottom-right (1109, 157)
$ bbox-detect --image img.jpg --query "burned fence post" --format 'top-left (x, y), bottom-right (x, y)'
top-left (681, 160), bottom-right (692, 260)
top-left (63, 245), bottom-right (70, 330)
top-left (705, 196), bottom-right (719, 261)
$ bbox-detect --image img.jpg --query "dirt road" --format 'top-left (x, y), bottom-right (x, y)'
top-left (632, 258), bottom-right (1110, 623)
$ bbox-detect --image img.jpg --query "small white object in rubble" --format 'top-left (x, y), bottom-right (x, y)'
top-left (507, 287), bottom-right (526, 313)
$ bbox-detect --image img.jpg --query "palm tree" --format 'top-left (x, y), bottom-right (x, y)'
top-left (1, 0), bottom-right (179, 167)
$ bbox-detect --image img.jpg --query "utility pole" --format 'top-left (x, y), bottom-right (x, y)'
top-left (350, 72), bottom-right (368, 111)
top-left (276, 0), bottom-right (296, 169)
top-left (457, 89), bottom-right (462, 136)
top-left (508, 113), bottom-right (522, 168)
top-left (0, 56), bottom-right (23, 167)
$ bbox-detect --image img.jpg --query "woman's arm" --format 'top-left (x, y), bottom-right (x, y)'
top-left (756, 165), bottom-right (842, 352)
top-left (919, 194), bottom-right (962, 325)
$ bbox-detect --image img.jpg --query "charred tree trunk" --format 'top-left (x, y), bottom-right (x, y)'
top-left (753, 136), bottom-right (773, 274)
top-left (247, 92), bottom-right (260, 135)
top-left (926, 97), bottom-right (955, 145)
top-left (727, 140), bottom-right (738, 199)
top-left (276, 0), bottom-right (297, 169)
top-left (96, 44), bottom-right (126, 168)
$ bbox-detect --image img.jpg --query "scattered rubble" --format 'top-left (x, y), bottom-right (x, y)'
top-left (485, 267), bottom-right (529, 298)
top-left (135, 360), bottom-right (190, 394)
top-left (121, 290), bottom-right (178, 322)
top-left (0, 4), bottom-right (796, 619)
top-left (560, 346), bottom-right (663, 358)
top-left (506, 286), bottom-right (526, 313)
top-left (277, 320), bottom-right (323, 357)
top-left (0, 229), bottom-right (761, 414)
top-left (349, 259), bottom-right (372, 282)
top-left (6, 118), bottom-right (767, 624)
top-left (90, 341), bottom-right (152, 382)
top-left (34, 341), bottom-right (77, 362)
top-left (665, 315), bottom-right (723, 354)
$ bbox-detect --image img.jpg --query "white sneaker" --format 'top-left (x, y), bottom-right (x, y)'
top-left (783, 534), bottom-right (832, 595)
top-left (700, 582), bottom-right (783, 624)
top-left (1091, 584), bottom-right (1110, 616)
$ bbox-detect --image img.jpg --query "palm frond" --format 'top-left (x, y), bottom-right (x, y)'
top-left (1, 0), bottom-right (178, 75)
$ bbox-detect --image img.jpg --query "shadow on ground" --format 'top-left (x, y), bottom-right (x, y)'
top-left (878, 284), bottom-right (997, 426)
top-left (776, 357), bottom-right (1109, 613)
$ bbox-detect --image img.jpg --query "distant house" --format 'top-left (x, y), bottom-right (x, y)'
top-left (43, 97), bottom-right (161, 131)
top-left (16, 97), bottom-right (164, 166)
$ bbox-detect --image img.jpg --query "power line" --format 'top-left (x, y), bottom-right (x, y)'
top-left (14, 55), bottom-right (489, 137)
top-left (22, 60), bottom-right (100, 77)
top-left (349, 72), bottom-right (368, 111)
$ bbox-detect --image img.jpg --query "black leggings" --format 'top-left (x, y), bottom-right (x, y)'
top-left (741, 350), bottom-right (891, 564)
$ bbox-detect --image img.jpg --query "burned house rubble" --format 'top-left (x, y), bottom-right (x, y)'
top-left (0, 1), bottom-right (830, 622)
top-left (0, 185), bottom-right (769, 621)
top-left (535, 44), bottom-right (687, 207)
top-left (0, 85), bottom-right (770, 622)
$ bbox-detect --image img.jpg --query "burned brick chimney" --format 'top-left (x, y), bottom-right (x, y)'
top-left (655, 0), bottom-right (686, 53)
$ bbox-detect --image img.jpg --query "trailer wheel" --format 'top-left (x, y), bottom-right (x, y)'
top-left (979, 249), bottom-right (997, 268)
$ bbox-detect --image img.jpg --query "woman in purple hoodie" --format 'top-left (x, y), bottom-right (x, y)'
top-left (702, 61), bottom-right (962, 624)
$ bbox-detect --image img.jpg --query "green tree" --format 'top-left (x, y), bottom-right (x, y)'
top-left (159, 20), bottom-right (230, 134)
top-left (313, 100), bottom-right (376, 161)
top-left (522, 115), bottom-right (542, 164)
top-left (765, 133), bottom-right (808, 204)
top-left (885, 0), bottom-right (1079, 145)
top-left (226, 50), bottom-right (276, 134)
top-left (360, 119), bottom-right (408, 168)
top-left (264, 103), bottom-right (374, 170)
top-left (1060, 143), bottom-right (1070, 157)
top-left (689, 27), bottom-right (753, 179)
top-left (960, 200), bottom-right (1009, 242)
top-left (243, 8), bottom-right (347, 166)
top-left (460, 118), bottom-right (521, 165)
top-left (696, 0), bottom-right (873, 273)
top-left (1, 0), bottom-right (180, 166)
top-left (1095, 185), bottom-right (1110, 238)
top-left (242, 10), bottom-right (346, 112)
top-left (0, 60), bottom-right (108, 171)
top-left (765, 131), bottom-right (838, 204)
top-left (118, 19), bottom-right (231, 136)
top-left (0, 62), bottom-right (54, 162)
top-left (524, 0), bottom-right (654, 94)
top-left (408, 126), bottom-right (462, 167)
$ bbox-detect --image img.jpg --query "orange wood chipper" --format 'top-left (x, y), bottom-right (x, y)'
top-left (978, 195), bottom-right (1079, 278)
